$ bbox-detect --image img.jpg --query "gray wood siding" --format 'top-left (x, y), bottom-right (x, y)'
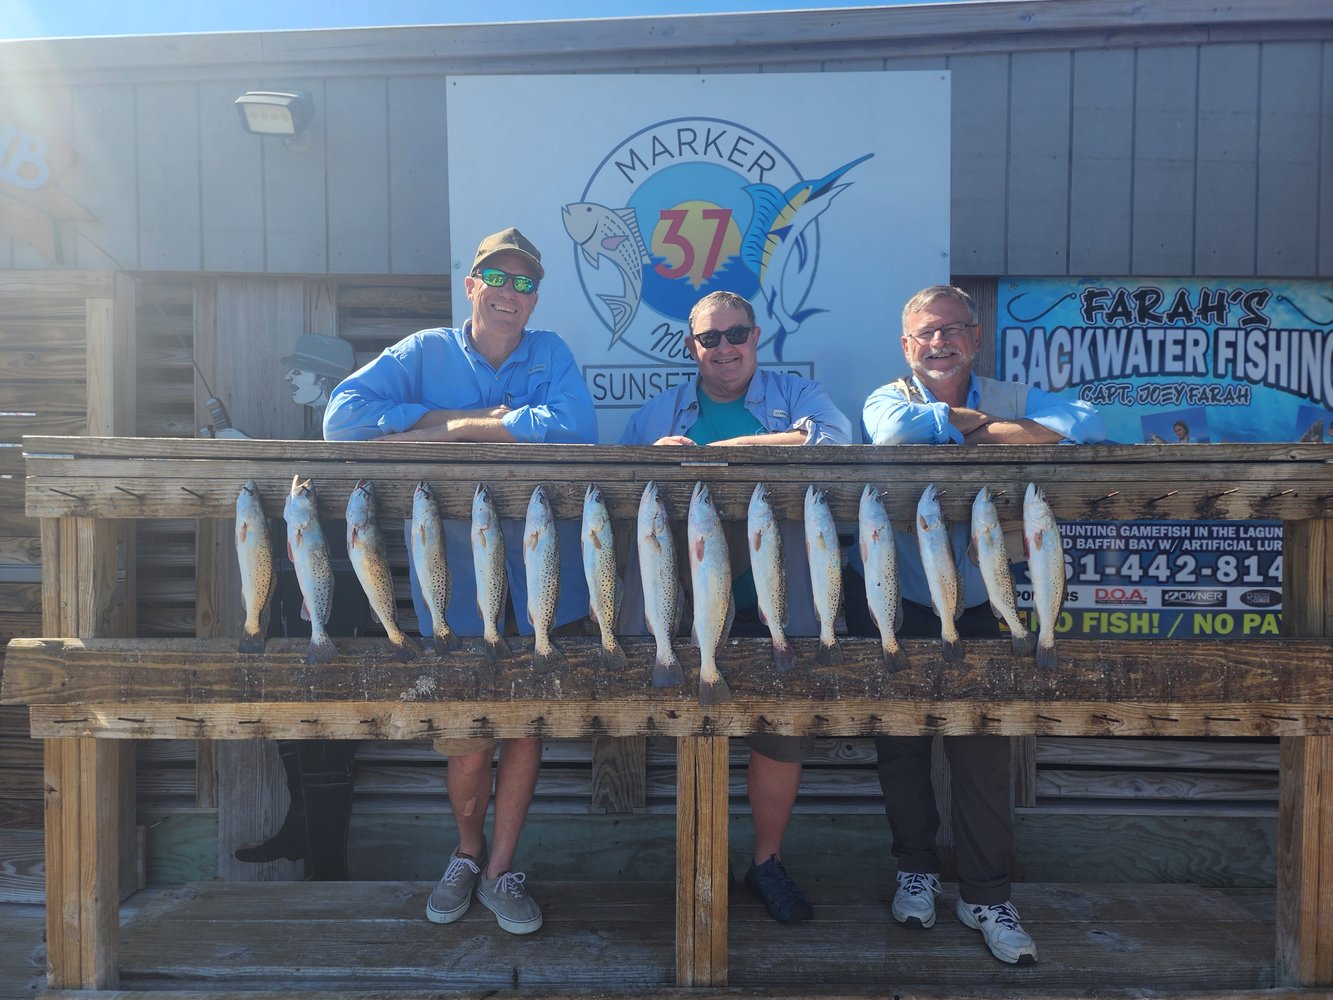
top-left (0, 2), bottom-right (1329, 278)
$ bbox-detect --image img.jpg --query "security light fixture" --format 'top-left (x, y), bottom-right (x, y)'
top-left (234, 90), bottom-right (314, 139)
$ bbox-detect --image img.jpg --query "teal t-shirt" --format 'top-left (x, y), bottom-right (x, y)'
top-left (686, 387), bottom-right (762, 611)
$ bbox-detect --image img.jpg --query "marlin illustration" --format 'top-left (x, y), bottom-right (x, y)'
top-left (563, 201), bottom-right (651, 344)
top-left (740, 152), bottom-right (873, 359)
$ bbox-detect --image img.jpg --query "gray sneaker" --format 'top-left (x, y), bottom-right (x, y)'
top-left (475, 870), bottom-right (543, 935)
top-left (425, 848), bottom-right (484, 924)
top-left (892, 871), bottom-right (942, 929)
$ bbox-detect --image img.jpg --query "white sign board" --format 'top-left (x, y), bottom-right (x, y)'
top-left (447, 73), bottom-right (950, 441)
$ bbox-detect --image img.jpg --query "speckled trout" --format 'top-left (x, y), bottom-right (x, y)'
top-left (347, 479), bottom-right (420, 663)
top-left (688, 481), bottom-right (733, 706)
top-left (858, 484), bottom-right (908, 672)
top-left (235, 479), bottom-right (274, 653)
top-left (916, 483), bottom-right (963, 662)
top-left (638, 481), bottom-right (684, 688)
top-left (1024, 482), bottom-right (1066, 670)
top-left (471, 483), bottom-right (510, 662)
top-left (804, 485), bottom-right (844, 665)
top-left (581, 484), bottom-right (627, 668)
top-left (748, 483), bottom-right (795, 673)
top-left (524, 485), bottom-right (564, 673)
top-left (972, 486), bottom-right (1036, 657)
top-left (284, 474), bottom-right (336, 665)
top-left (410, 481), bottom-right (461, 656)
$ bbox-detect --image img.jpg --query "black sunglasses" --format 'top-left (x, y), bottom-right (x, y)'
top-left (690, 324), bottom-right (753, 349)
top-left (473, 267), bottom-right (538, 295)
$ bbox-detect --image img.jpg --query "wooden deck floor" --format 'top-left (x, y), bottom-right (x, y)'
top-left (0, 880), bottom-right (1278, 995)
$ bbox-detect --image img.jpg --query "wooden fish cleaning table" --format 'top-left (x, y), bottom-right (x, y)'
top-left (3, 436), bottom-right (1331, 995)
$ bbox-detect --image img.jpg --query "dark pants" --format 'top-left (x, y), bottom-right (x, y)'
top-left (844, 567), bottom-right (1013, 905)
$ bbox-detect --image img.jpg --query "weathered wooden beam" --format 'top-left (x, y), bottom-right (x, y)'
top-left (33, 991), bottom-right (1333, 1000)
top-left (676, 736), bottom-right (728, 987)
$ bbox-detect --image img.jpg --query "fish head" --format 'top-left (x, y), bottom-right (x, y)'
top-left (237, 480), bottom-right (264, 518)
top-left (1024, 482), bottom-right (1045, 513)
top-left (562, 202), bottom-right (607, 249)
top-left (414, 481), bottom-right (434, 502)
top-left (527, 484), bottom-right (554, 525)
top-left (472, 483), bottom-right (497, 526)
top-left (917, 483), bottom-right (944, 530)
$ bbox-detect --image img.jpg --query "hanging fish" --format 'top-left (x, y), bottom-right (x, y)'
top-left (347, 479), bottom-right (420, 663)
top-left (471, 483), bottom-right (510, 662)
top-left (582, 483), bottom-right (627, 668)
top-left (972, 486), bottom-right (1036, 657)
top-left (804, 485), bottom-right (843, 665)
top-left (916, 483), bottom-right (963, 662)
top-left (524, 485), bottom-right (564, 673)
top-left (688, 482), bottom-right (733, 706)
top-left (235, 480), bottom-right (274, 653)
top-left (1024, 483), bottom-right (1066, 670)
top-left (858, 484), bottom-right (908, 672)
top-left (284, 474), bottom-right (336, 665)
top-left (748, 483), bottom-right (796, 673)
top-left (410, 481), bottom-right (461, 656)
top-left (638, 481), bottom-right (684, 688)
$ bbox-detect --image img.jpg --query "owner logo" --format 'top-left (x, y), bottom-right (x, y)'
top-left (1239, 588), bottom-right (1282, 608)
top-left (1162, 588), bottom-right (1225, 607)
top-left (563, 117), bottom-right (872, 364)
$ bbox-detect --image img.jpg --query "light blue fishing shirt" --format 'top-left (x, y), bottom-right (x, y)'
top-left (323, 323), bottom-right (598, 636)
top-left (856, 373), bottom-right (1106, 609)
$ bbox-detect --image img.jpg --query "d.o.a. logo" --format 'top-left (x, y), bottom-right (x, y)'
top-left (562, 116), bottom-right (871, 365)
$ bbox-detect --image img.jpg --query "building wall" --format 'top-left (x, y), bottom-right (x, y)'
top-left (0, 1), bottom-right (1329, 278)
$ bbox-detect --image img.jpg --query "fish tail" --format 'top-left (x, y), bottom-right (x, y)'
top-left (484, 634), bottom-right (511, 662)
top-left (651, 650), bottom-right (685, 688)
top-left (306, 635), bottom-right (337, 665)
top-left (533, 640), bottom-right (565, 674)
top-left (816, 636), bottom-right (843, 666)
top-left (390, 632), bottom-right (421, 663)
top-left (237, 630), bottom-right (266, 654)
top-left (431, 629), bottom-right (463, 655)
top-left (698, 670), bottom-right (732, 707)
top-left (599, 639), bottom-right (629, 670)
top-left (772, 638), bottom-right (797, 674)
top-left (882, 642), bottom-right (910, 673)
top-left (941, 635), bottom-right (964, 663)
top-left (1035, 636), bottom-right (1058, 671)
top-left (1011, 629), bottom-right (1037, 657)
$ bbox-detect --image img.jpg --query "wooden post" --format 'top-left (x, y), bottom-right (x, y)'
top-left (675, 735), bottom-right (728, 987)
top-left (1276, 518), bottom-right (1333, 987)
top-left (590, 736), bottom-right (647, 813)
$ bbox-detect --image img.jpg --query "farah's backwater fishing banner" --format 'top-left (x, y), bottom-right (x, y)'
top-left (446, 72), bottom-right (950, 442)
top-left (999, 277), bottom-right (1333, 639)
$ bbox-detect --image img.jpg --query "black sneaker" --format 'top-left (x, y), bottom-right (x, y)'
top-left (744, 854), bottom-right (814, 924)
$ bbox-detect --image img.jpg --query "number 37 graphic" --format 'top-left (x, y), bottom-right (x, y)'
top-left (654, 207), bottom-right (734, 282)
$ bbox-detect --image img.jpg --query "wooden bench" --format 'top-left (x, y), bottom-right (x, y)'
top-left (4, 436), bottom-right (1331, 995)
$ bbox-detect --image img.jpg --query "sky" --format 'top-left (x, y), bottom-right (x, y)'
top-left (0, 0), bottom-right (956, 40)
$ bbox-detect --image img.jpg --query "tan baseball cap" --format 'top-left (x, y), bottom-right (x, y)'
top-left (472, 226), bottom-right (544, 280)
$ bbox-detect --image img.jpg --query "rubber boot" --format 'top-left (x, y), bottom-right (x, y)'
top-left (300, 741), bottom-right (356, 881)
top-left (234, 740), bottom-right (308, 863)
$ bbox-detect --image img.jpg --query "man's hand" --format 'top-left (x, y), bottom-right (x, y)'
top-left (379, 408), bottom-right (517, 443)
top-left (653, 435), bottom-right (697, 446)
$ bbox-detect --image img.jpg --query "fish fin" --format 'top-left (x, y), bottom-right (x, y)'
top-left (306, 636), bottom-right (337, 665)
top-left (238, 521), bottom-right (249, 544)
top-left (533, 643), bottom-right (565, 674)
top-left (598, 642), bottom-right (629, 670)
top-left (815, 638), bottom-right (843, 666)
top-left (1012, 630), bottom-right (1037, 657)
top-left (883, 644), bottom-right (911, 673)
top-left (954, 602), bottom-right (965, 622)
top-left (588, 600), bottom-right (600, 626)
top-left (612, 578), bottom-right (623, 629)
top-left (484, 635), bottom-right (511, 662)
top-left (300, 599), bottom-right (311, 623)
top-left (721, 594), bottom-right (735, 644)
top-left (287, 540), bottom-right (296, 562)
top-left (651, 651), bottom-right (685, 688)
top-left (941, 636), bottom-right (965, 663)
top-left (1035, 638), bottom-right (1058, 671)
top-left (369, 606), bottom-right (383, 627)
top-left (599, 292), bottom-right (637, 340)
top-left (391, 633), bottom-right (421, 663)
top-left (740, 183), bottom-right (785, 269)
top-left (238, 632), bottom-right (266, 654)
top-left (614, 207), bottom-right (650, 261)
top-left (773, 639), bottom-right (797, 674)
top-left (698, 670), bottom-right (733, 707)
top-left (431, 630), bottom-right (463, 655)
top-left (581, 245), bottom-right (600, 267)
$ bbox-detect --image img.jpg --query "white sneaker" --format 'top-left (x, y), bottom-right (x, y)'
top-left (955, 898), bottom-right (1038, 965)
top-left (891, 871), bottom-right (942, 929)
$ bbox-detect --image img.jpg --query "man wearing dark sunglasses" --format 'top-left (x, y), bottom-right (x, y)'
top-left (324, 227), bottom-right (598, 936)
top-left (843, 284), bottom-right (1105, 966)
top-left (619, 289), bottom-right (852, 926)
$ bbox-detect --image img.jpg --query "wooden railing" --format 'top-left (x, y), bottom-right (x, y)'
top-left (3, 436), bottom-right (1331, 992)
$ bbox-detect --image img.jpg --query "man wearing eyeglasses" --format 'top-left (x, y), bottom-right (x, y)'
top-left (619, 289), bottom-right (852, 925)
top-left (845, 284), bottom-right (1104, 965)
top-left (324, 227), bottom-right (598, 936)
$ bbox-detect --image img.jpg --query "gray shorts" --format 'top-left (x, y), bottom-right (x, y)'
top-left (432, 737), bottom-right (498, 757)
top-left (745, 733), bottom-right (815, 763)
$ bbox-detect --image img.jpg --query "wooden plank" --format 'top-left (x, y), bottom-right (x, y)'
top-left (591, 735), bottom-right (647, 813)
top-left (1068, 47), bottom-right (1134, 274)
top-left (264, 80), bottom-right (328, 273)
top-left (0, 828), bottom-right (44, 903)
top-left (1131, 46), bottom-right (1198, 275)
top-left (199, 79), bottom-right (266, 272)
top-left (1035, 768), bottom-right (1275, 802)
top-left (0, 272), bottom-right (116, 299)
top-left (1256, 41), bottom-right (1322, 276)
top-left (1194, 43), bottom-right (1259, 276)
top-left (1005, 50), bottom-right (1071, 275)
top-left (677, 736), bottom-right (728, 986)
top-left (947, 53), bottom-right (1009, 274)
top-left (387, 76), bottom-right (450, 275)
top-left (327, 76), bottom-right (389, 274)
top-left (1036, 737), bottom-right (1279, 771)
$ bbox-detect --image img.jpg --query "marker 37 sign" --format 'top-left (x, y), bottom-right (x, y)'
top-left (562, 118), bottom-right (871, 364)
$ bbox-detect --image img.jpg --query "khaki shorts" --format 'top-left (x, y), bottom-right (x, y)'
top-left (432, 737), bottom-right (499, 757)
top-left (745, 733), bottom-right (815, 763)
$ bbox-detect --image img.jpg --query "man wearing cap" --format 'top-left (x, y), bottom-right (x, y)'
top-left (324, 227), bottom-right (598, 935)
top-left (283, 332), bottom-right (356, 411)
